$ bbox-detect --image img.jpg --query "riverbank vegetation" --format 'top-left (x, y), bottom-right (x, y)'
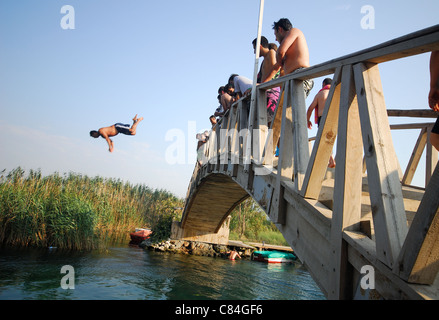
top-left (229, 199), bottom-right (289, 246)
top-left (0, 167), bottom-right (287, 250)
top-left (0, 167), bottom-right (183, 250)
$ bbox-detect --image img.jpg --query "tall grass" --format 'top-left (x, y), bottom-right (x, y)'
top-left (229, 199), bottom-right (289, 246)
top-left (0, 167), bottom-right (183, 250)
top-left (0, 167), bottom-right (289, 250)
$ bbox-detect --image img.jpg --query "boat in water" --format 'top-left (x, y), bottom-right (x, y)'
top-left (252, 250), bottom-right (297, 263)
top-left (130, 228), bottom-right (152, 245)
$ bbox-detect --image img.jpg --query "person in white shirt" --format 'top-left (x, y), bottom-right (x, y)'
top-left (228, 74), bottom-right (253, 101)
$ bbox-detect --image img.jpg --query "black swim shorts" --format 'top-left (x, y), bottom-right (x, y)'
top-left (115, 123), bottom-right (131, 135)
top-left (432, 116), bottom-right (439, 134)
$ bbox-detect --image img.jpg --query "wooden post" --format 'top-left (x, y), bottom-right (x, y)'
top-left (255, 87), bottom-right (268, 166)
top-left (291, 79), bottom-right (310, 192)
top-left (329, 65), bottom-right (363, 299)
top-left (402, 127), bottom-right (427, 185)
top-left (353, 62), bottom-right (408, 268)
top-left (206, 125), bottom-right (217, 172)
top-left (301, 67), bottom-right (342, 199)
top-left (215, 119), bottom-right (222, 170)
top-left (228, 104), bottom-right (240, 177)
top-left (244, 99), bottom-right (254, 172)
top-left (426, 127), bottom-right (439, 186)
top-left (396, 162), bottom-right (439, 284)
top-left (269, 81), bottom-right (293, 224)
top-left (239, 100), bottom-right (249, 161)
top-left (219, 111), bottom-right (231, 171)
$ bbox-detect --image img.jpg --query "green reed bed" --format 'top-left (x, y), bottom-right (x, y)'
top-left (229, 199), bottom-right (289, 246)
top-left (0, 168), bottom-right (184, 250)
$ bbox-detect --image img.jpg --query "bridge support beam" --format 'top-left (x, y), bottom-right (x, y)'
top-left (270, 81), bottom-right (293, 225)
top-left (270, 79), bottom-right (310, 224)
top-left (396, 163), bottom-right (439, 284)
top-left (329, 65), bottom-right (363, 299)
top-left (354, 62), bottom-right (408, 269)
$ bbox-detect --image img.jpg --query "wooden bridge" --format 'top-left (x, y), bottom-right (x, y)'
top-left (175, 25), bottom-right (439, 299)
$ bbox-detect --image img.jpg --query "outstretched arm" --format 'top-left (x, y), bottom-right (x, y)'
top-left (99, 129), bottom-right (114, 152)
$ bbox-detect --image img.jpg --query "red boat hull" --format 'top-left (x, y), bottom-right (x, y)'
top-left (129, 229), bottom-right (152, 244)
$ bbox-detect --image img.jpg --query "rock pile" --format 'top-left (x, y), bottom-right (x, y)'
top-left (139, 239), bottom-right (253, 259)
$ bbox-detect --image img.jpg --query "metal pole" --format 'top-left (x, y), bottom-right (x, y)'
top-left (245, 0), bottom-right (264, 169)
top-left (252, 0), bottom-right (265, 91)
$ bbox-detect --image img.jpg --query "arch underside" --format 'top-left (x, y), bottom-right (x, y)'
top-left (181, 173), bottom-right (250, 233)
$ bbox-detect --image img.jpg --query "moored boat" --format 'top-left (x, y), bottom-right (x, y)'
top-left (252, 250), bottom-right (297, 263)
top-left (130, 228), bottom-right (152, 244)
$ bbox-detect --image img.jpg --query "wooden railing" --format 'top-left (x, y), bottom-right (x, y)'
top-left (387, 110), bottom-right (438, 187)
top-left (190, 24), bottom-right (439, 299)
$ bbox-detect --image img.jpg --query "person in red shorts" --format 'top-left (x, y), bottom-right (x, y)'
top-left (227, 248), bottom-right (241, 261)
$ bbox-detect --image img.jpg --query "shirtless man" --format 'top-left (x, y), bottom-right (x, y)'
top-left (307, 78), bottom-right (332, 129)
top-left (253, 36), bottom-right (281, 125)
top-left (253, 36), bottom-right (280, 83)
top-left (273, 18), bottom-right (310, 74)
top-left (227, 248), bottom-right (241, 261)
top-left (306, 78), bottom-right (335, 168)
top-left (90, 115), bottom-right (143, 153)
top-left (273, 18), bottom-right (313, 96)
top-left (219, 85), bottom-right (234, 113)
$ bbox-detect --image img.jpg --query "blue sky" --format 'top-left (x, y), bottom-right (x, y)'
top-left (0, 0), bottom-right (438, 198)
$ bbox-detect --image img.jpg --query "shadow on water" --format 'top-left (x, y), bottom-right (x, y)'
top-left (0, 244), bottom-right (325, 300)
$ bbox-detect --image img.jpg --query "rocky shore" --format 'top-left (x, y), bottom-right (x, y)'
top-left (139, 239), bottom-right (254, 259)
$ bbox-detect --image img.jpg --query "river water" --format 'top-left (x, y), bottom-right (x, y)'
top-left (0, 244), bottom-right (325, 300)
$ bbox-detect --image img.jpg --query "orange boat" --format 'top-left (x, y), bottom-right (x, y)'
top-left (129, 228), bottom-right (152, 244)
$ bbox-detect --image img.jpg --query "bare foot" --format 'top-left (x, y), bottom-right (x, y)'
top-left (328, 156), bottom-right (336, 168)
top-left (136, 116), bottom-right (144, 122)
top-left (132, 114), bottom-right (138, 122)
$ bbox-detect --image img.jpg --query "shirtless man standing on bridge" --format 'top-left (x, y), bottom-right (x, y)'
top-left (90, 115), bottom-right (143, 153)
top-left (306, 78), bottom-right (336, 168)
top-left (273, 18), bottom-right (314, 96)
top-left (306, 78), bottom-right (332, 129)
